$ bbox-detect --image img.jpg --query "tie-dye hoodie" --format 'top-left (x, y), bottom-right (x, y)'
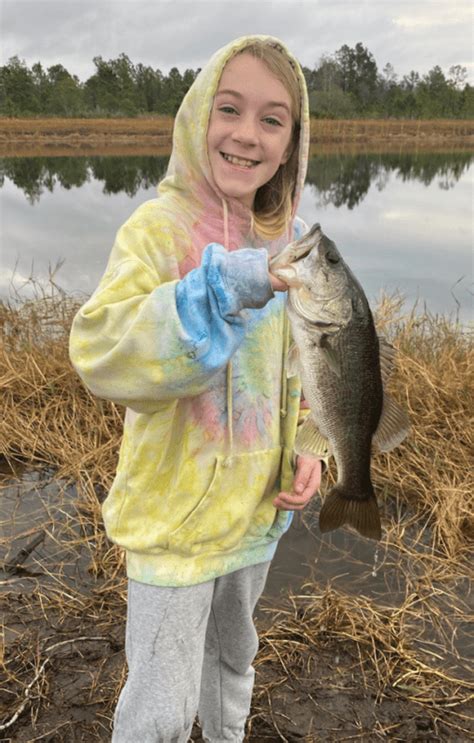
top-left (69, 35), bottom-right (310, 586)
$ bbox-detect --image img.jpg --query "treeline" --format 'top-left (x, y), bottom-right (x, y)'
top-left (1, 43), bottom-right (473, 119)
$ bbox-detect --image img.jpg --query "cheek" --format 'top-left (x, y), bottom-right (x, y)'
top-left (207, 115), bottom-right (220, 151)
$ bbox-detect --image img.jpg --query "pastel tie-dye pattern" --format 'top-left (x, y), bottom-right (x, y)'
top-left (69, 35), bottom-right (310, 587)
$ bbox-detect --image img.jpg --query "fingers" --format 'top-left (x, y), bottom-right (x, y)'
top-left (273, 490), bottom-right (313, 510)
top-left (268, 271), bottom-right (288, 292)
top-left (273, 457), bottom-right (322, 511)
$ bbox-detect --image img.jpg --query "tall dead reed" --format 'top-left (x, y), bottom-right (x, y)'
top-left (1, 284), bottom-right (472, 740)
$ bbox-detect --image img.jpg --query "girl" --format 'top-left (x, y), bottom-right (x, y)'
top-left (70, 35), bottom-right (323, 743)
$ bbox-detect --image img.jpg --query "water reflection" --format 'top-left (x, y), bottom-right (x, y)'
top-left (1, 150), bottom-right (472, 322)
top-left (308, 151), bottom-right (473, 209)
top-left (1, 151), bottom-right (471, 206)
top-left (0, 155), bottom-right (169, 203)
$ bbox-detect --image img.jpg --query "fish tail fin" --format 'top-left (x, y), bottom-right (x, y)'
top-left (319, 486), bottom-right (382, 541)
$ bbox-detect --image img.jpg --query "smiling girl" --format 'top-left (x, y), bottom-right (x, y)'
top-left (70, 35), bottom-right (322, 743)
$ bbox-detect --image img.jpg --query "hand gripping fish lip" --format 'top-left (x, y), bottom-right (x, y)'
top-left (270, 222), bottom-right (324, 273)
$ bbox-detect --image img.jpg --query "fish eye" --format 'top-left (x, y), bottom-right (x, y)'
top-left (326, 251), bottom-right (339, 265)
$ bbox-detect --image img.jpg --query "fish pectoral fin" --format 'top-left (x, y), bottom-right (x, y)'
top-left (319, 334), bottom-right (342, 377)
top-left (295, 416), bottom-right (332, 459)
top-left (373, 392), bottom-right (410, 452)
top-left (319, 486), bottom-right (382, 541)
top-left (287, 342), bottom-right (300, 378)
top-left (378, 336), bottom-right (397, 385)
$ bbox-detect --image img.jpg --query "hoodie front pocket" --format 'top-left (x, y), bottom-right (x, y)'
top-left (168, 447), bottom-right (282, 557)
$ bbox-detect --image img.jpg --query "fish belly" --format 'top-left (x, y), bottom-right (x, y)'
top-left (298, 322), bottom-right (384, 539)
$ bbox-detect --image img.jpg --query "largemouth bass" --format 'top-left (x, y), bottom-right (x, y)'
top-left (271, 224), bottom-right (409, 540)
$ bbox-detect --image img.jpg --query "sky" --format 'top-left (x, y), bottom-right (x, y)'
top-left (1, 0), bottom-right (473, 85)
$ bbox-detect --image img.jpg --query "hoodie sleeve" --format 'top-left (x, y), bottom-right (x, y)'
top-left (69, 222), bottom-right (274, 414)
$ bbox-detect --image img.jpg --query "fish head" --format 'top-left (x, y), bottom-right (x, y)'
top-left (270, 223), bottom-right (354, 329)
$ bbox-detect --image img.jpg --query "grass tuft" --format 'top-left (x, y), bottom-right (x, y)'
top-left (1, 283), bottom-right (472, 740)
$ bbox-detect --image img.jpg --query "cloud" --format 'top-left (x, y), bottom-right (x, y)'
top-left (0, 0), bottom-right (472, 83)
top-left (393, 3), bottom-right (472, 29)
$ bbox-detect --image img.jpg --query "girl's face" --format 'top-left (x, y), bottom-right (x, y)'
top-left (207, 52), bottom-right (294, 209)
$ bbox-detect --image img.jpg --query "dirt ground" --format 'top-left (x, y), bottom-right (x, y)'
top-left (1, 280), bottom-right (473, 742)
top-left (2, 562), bottom-right (471, 743)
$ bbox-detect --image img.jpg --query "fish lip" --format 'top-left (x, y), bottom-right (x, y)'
top-left (313, 320), bottom-right (338, 329)
top-left (289, 288), bottom-right (346, 303)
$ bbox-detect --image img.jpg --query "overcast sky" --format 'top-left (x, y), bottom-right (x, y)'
top-left (1, 0), bottom-right (473, 84)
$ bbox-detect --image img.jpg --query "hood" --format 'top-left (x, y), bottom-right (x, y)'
top-left (157, 35), bottom-right (310, 270)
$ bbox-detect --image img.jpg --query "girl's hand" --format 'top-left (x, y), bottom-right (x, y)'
top-left (268, 257), bottom-right (288, 292)
top-left (273, 456), bottom-right (322, 511)
top-left (269, 271), bottom-right (288, 292)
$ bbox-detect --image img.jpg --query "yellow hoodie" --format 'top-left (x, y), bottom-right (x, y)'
top-left (69, 35), bottom-right (310, 586)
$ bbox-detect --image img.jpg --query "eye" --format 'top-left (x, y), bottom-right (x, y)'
top-left (263, 116), bottom-right (282, 127)
top-left (326, 252), bottom-right (339, 265)
top-left (219, 105), bottom-right (238, 115)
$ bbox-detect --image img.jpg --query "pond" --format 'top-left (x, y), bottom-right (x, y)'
top-left (1, 149), bottom-right (472, 684)
top-left (1, 150), bottom-right (472, 324)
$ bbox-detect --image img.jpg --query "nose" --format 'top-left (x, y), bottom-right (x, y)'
top-left (231, 115), bottom-right (258, 146)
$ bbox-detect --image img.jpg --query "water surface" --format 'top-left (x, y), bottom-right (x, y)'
top-left (1, 150), bottom-right (472, 322)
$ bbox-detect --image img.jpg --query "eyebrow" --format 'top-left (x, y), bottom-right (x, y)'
top-left (216, 88), bottom-right (291, 114)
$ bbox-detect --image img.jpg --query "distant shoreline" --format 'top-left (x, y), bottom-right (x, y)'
top-left (0, 117), bottom-right (472, 157)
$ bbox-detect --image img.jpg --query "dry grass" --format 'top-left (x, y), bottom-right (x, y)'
top-left (0, 282), bottom-right (473, 740)
top-left (0, 117), bottom-right (472, 157)
top-left (0, 117), bottom-right (175, 156)
top-left (0, 117), bottom-right (175, 135)
top-left (310, 118), bottom-right (474, 146)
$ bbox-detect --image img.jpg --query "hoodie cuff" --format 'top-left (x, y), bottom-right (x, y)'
top-left (208, 245), bottom-right (274, 316)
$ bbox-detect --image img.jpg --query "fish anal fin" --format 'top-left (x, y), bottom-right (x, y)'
top-left (319, 486), bottom-right (382, 541)
top-left (373, 392), bottom-right (410, 452)
top-left (319, 334), bottom-right (341, 377)
top-left (287, 342), bottom-right (300, 378)
top-left (295, 416), bottom-right (331, 458)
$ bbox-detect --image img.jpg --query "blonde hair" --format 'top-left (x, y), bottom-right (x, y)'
top-left (235, 41), bottom-right (302, 240)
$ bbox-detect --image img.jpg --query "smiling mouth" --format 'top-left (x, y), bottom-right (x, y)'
top-left (220, 152), bottom-right (260, 168)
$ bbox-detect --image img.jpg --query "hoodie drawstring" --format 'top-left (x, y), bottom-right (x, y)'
top-left (280, 215), bottom-right (292, 422)
top-left (222, 199), bottom-right (234, 464)
top-left (280, 313), bottom-right (289, 421)
top-left (222, 198), bottom-right (229, 254)
top-left (221, 202), bottom-right (291, 460)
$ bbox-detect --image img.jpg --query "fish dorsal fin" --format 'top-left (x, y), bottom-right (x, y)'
top-left (287, 342), bottom-right (300, 378)
top-left (319, 334), bottom-right (342, 378)
top-left (378, 336), bottom-right (397, 385)
top-left (373, 392), bottom-right (410, 452)
top-left (295, 415), bottom-right (332, 458)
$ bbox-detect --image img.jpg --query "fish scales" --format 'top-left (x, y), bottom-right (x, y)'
top-left (294, 294), bottom-right (382, 490)
top-left (271, 224), bottom-right (409, 540)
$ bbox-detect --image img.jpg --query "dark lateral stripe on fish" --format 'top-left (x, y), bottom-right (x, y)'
top-left (319, 487), bottom-right (382, 541)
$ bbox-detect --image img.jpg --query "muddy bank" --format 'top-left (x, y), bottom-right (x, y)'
top-left (1, 288), bottom-right (473, 741)
top-left (0, 117), bottom-right (472, 157)
top-left (2, 436), bottom-right (473, 741)
top-left (2, 469), bottom-right (472, 742)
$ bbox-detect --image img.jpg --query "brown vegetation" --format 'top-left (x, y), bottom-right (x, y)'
top-left (0, 117), bottom-right (472, 158)
top-left (0, 284), bottom-right (473, 740)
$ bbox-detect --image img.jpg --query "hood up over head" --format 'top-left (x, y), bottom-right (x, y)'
top-left (157, 35), bottom-right (310, 273)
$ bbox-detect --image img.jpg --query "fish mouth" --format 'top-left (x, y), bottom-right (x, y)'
top-left (271, 265), bottom-right (304, 287)
top-left (270, 223), bottom-right (323, 271)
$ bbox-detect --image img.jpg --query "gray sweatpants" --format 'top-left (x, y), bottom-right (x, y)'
top-left (112, 561), bottom-right (271, 743)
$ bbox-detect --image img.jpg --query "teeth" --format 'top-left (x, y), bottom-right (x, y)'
top-left (222, 153), bottom-right (258, 168)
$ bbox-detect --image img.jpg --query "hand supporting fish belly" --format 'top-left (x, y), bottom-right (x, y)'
top-left (271, 224), bottom-right (410, 541)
